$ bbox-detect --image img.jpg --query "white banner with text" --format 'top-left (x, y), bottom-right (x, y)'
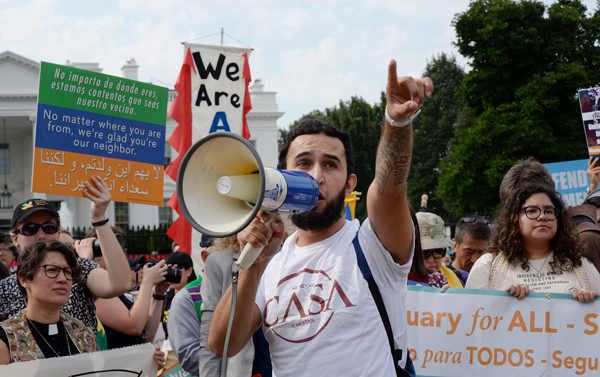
top-left (407, 286), bottom-right (599, 377)
top-left (0, 343), bottom-right (157, 376)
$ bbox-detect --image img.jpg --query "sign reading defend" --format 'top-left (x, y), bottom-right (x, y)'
top-left (32, 62), bottom-right (168, 206)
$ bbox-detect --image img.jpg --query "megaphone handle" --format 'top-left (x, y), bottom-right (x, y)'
top-left (235, 214), bottom-right (279, 270)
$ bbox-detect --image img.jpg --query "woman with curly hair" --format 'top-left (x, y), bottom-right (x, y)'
top-left (466, 185), bottom-right (600, 302)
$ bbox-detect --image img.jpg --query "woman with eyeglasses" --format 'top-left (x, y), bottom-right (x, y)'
top-left (0, 240), bottom-right (97, 363)
top-left (0, 240), bottom-right (166, 367)
top-left (466, 185), bottom-right (600, 302)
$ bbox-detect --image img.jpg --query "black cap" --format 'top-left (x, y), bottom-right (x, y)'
top-left (12, 199), bottom-right (59, 229)
top-left (165, 251), bottom-right (194, 269)
top-left (128, 256), bottom-right (147, 269)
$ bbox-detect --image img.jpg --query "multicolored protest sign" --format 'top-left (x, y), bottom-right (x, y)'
top-left (406, 286), bottom-right (599, 376)
top-left (0, 343), bottom-right (157, 376)
top-left (32, 61), bottom-right (168, 206)
top-left (578, 87), bottom-right (600, 157)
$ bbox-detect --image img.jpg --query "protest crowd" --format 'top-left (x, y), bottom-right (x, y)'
top-left (1, 56), bottom-right (600, 377)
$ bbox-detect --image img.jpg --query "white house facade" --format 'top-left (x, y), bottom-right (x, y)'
top-left (0, 51), bottom-right (283, 231)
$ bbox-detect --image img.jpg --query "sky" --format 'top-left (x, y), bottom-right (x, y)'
top-left (1, 0), bottom-right (598, 129)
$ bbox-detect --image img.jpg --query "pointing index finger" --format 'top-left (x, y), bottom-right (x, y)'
top-left (387, 59), bottom-right (398, 90)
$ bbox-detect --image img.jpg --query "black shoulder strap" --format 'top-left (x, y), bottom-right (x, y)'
top-left (353, 232), bottom-right (410, 377)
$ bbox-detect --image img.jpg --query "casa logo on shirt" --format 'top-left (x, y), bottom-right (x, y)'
top-left (263, 268), bottom-right (356, 343)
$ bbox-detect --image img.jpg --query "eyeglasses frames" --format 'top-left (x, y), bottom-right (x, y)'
top-left (521, 206), bottom-right (558, 221)
top-left (15, 223), bottom-right (59, 236)
top-left (36, 264), bottom-right (74, 280)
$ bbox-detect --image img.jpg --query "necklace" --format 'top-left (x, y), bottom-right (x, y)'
top-left (529, 252), bottom-right (551, 278)
top-left (27, 317), bottom-right (72, 358)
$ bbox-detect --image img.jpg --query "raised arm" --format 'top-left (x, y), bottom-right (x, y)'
top-left (84, 176), bottom-right (132, 298)
top-left (367, 59), bottom-right (433, 265)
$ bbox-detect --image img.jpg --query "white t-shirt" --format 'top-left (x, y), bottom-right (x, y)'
top-left (255, 218), bottom-right (413, 377)
top-left (466, 252), bottom-right (600, 293)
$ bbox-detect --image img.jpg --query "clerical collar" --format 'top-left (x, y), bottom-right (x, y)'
top-left (28, 318), bottom-right (61, 336)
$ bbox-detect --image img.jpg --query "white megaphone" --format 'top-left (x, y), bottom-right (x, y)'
top-left (177, 132), bottom-right (319, 269)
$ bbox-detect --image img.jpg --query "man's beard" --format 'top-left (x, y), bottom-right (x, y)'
top-left (291, 186), bottom-right (346, 232)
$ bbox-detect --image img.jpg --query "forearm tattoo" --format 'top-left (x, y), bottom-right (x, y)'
top-left (374, 125), bottom-right (412, 195)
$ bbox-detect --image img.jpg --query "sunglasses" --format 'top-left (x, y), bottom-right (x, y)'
top-left (423, 249), bottom-right (447, 260)
top-left (457, 217), bottom-right (489, 228)
top-left (16, 223), bottom-right (59, 236)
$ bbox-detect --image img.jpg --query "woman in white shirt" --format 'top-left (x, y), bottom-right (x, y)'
top-left (466, 185), bottom-right (600, 302)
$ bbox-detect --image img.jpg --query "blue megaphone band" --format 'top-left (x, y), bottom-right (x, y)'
top-left (270, 170), bottom-right (319, 214)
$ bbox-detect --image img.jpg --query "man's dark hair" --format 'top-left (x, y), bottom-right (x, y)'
top-left (584, 196), bottom-right (600, 209)
top-left (455, 216), bottom-right (492, 244)
top-left (499, 157), bottom-right (555, 204)
top-left (17, 240), bottom-right (82, 300)
top-left (278, 119), bottom-right (355, 179)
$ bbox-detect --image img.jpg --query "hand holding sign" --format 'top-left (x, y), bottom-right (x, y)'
top-left (571, 288), bottom-right (599, 303)
top-left (84, 176), bottom-right (111, 222)
top-left (505, 284), bottom-right (531, 300)
top-left (586, 156), bottom-right (600, 192)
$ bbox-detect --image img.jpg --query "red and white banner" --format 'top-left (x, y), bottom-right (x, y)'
top-left (166, 43), bottom-right (252, 253)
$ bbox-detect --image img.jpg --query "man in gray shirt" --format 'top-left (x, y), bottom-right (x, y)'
top-left (200, 247), bottom-right (254, 376)
top-left (167, 273), bottom-right (203, 374)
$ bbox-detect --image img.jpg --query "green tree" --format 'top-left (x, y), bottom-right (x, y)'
top-left (284, 96), bottom-right (386, 220)
top-left (439, 0), bottom-right (600, 214)
top-left (408, 53), bottom-right (466, 213)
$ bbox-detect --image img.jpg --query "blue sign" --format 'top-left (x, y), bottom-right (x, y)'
top-left (543, 159), bottom-right (589, 206)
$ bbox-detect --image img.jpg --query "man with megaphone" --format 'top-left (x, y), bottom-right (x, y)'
top-left (209, 60), bottom-right (432, 377)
